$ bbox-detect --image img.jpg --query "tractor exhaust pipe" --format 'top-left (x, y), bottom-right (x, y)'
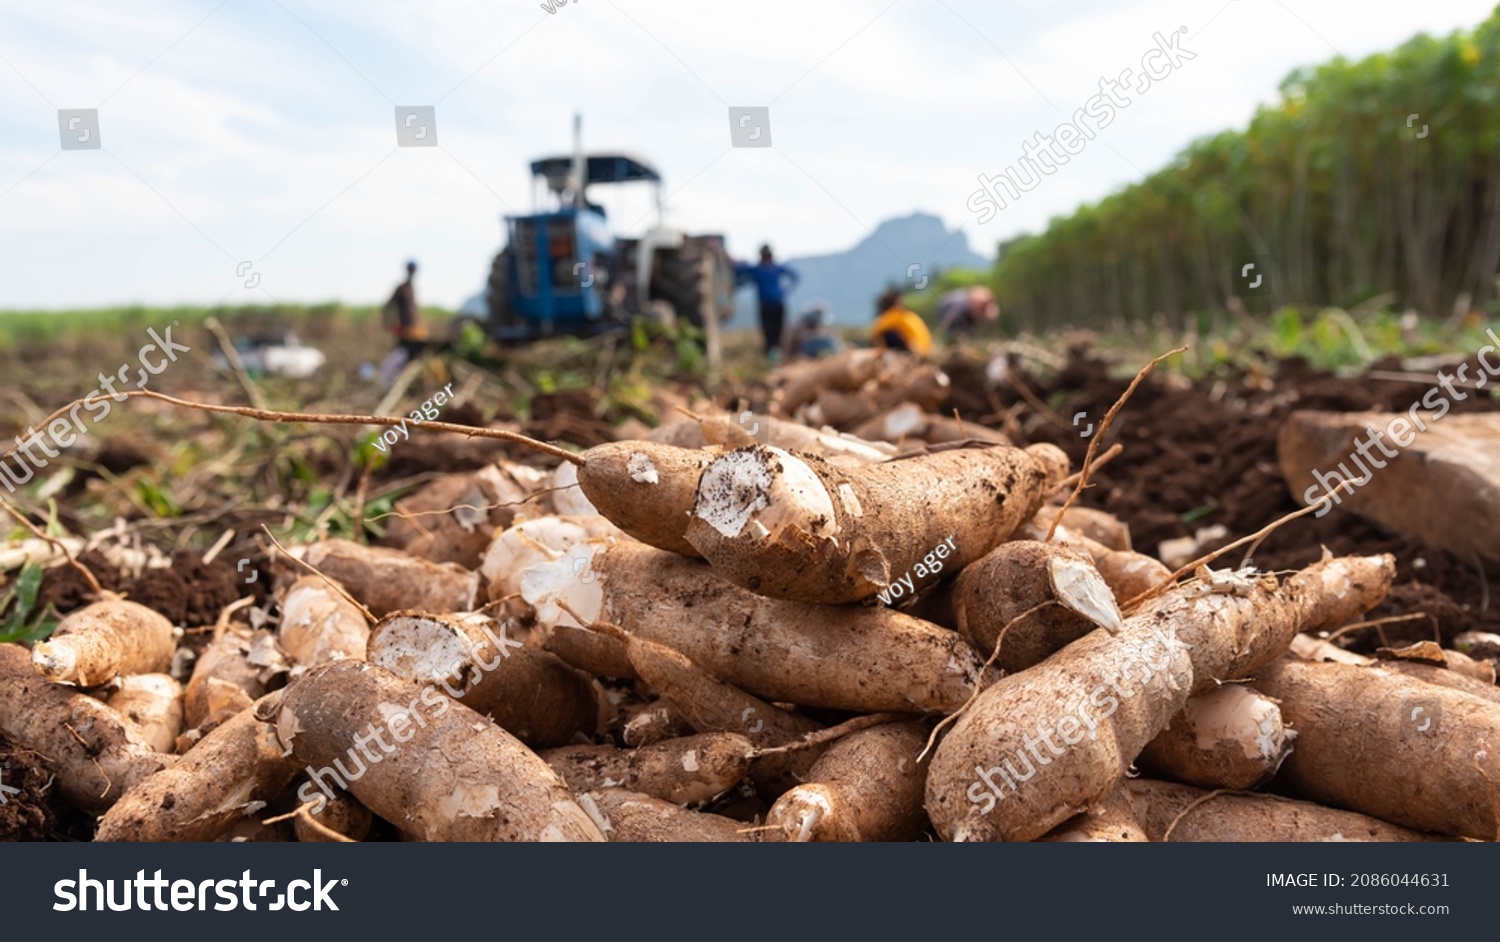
top-left (572, 112), bottom-right (586, 210)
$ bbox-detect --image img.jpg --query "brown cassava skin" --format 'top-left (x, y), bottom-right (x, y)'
top-left (0, 644), bottom-right (170, 812)
top-left (1040, 786), bottom-right (1149, 842)
top-left (278, 575), bottom-right (370, 667)
top-left (1254, 657), bottom-right (1500, 840)
top-left (299, 540), bottom-right (478, 617)
top-left (542, 733), bottom-right (752, 806)
top-left (384, 464), bottom-right (544, 568)
top-left (32, 599), bottom-right (175, 687)
top-left (1123, 779), bottom-right (1449, 842)
top-left (1030, 506), bottom-right (1133, 552)
top-left (184, 623), bottom-right (270, 728)
top-left (767, 722), bottom-right (929, 842)
top-left (95, 694), bottom-right (296, 842)
top-left (580, 789), bottom-right (752, 842)
top-left (1439, 647), bottom-right (1496, 684)
top-left (947, 541), bottom-right (1117, 673)
top-left (1136, 684), bottom-right (1292, 790)
top-left (619, 630), bottom-right (822, 796)
top-left (535, 621), bottom-right (637, 679)
top-left (701, 414), bottom-right (896, 465)
top-left (801, 361), bottom-right (950, 431)
top-left (776, 348), bottom-right (886, 412)
top-left (270, 660), bottom-right (605, 842)
top-left (805, 388), bottom-right (877, 429)
top-left (293, 789), bottom-right (373, 842)
top-left (1374, 642), bottom-right (1500, 695)
top-left (1380, 660), bottom-right (1500, 704)
top-left (102, 673), bottom-right (184, 754)
top-left (1016, 519), bottom-right (1170, 602)
top-left (587, 542), bottom-right (994, 713)
top-left (576, 441), bottom-right (715, 557)
top-left (645, 418), bottom-right (711, 449)
top-left (684, 442), bottom-right (1069, 604)
top-left (1291, 634), bottom-right (1500, 702)
top-left (913, 413), bottom-right (1011, 447)
top-left (1089, 548), bottom-right (1173, 603)
top-left (367, 612), bottom-right (600, 747)
top-left (926, 554), bottom-right (1395, 842)
top-left (622, 700), bottom-right (694, 747)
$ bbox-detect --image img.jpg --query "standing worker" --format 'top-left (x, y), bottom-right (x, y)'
top-left (937, 285), bottom-right (999, 339)
top-left (871, 287), bottom-right (933, 356)
top-left (734, 244), bottom-right (799, 364)
top-left (379, 260), bottom-right (429, 385)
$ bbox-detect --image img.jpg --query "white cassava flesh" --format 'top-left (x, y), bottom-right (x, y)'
top-left (1137, 684), bottom-right (1294, 789)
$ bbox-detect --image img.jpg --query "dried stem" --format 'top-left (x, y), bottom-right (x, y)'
top-left (3, 389), bottom-right (584, 466)
top-left (750, 712), bottom-right (907, 758)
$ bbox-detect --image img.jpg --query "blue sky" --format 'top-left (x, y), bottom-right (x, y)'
top-left (0, 0), bottom-right (1494, 310)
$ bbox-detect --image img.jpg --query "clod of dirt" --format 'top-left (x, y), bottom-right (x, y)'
top-left (0, 736), bottom-right (57, 841)
top-left (128, 552), bottom-right (258, 627)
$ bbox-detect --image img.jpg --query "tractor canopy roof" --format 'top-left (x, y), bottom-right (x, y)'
top-left (530, 153), bottom-right (661, 191)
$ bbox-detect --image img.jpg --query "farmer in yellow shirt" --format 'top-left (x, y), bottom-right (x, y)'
top-left (871, 287), bottom-right (933, 356)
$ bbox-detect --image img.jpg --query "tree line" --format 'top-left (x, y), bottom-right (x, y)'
top-left (983, 6), bottom-right (1500, 331)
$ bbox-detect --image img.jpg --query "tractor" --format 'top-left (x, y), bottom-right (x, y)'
top-left (481, 116), bottom-right (734, 344)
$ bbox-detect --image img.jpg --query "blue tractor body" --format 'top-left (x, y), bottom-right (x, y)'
top-left (483, 140), bottom-right (733, 344)
top-left (490, 205), bottom-right (612, 342)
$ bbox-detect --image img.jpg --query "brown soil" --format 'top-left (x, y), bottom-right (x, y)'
top-left (33, 549), bottom-right (268, 627)
top-left (0, 736), bottom-right (57, 841)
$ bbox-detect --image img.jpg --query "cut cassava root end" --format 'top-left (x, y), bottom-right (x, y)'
top-left (684, 442), bottom-right (1070, 604)
top-left (1136, 684), bottom-right (1294, 790)
top-left (32, 599), bottom-right (175, 687)
top-left (946, 540), bottom-right (1122, 674)
top-left (365, 611), bottom-right (602, 748)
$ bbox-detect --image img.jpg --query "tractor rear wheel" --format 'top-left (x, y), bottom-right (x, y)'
top-left (652, 240), bottom-right (733, 328)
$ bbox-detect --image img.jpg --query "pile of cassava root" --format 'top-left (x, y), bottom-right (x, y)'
top-left (3, 348), bottom-right (1498, 842)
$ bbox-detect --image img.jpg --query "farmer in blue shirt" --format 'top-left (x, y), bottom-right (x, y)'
top-left (734, 244), bottom-right (799, 364)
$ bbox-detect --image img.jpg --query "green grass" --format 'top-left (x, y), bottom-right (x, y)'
top-left (0, 303), bottom-right (455, 348)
